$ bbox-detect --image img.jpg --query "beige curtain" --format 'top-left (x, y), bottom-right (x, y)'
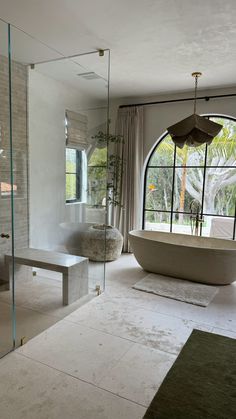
top-left (113, 106), bottom-right (144, 252)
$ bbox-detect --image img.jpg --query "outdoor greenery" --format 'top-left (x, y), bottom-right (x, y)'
top-left (88, 131), bottom-right (124, 207)
top-left (66, 131), bottom-right (124, 207)
top-left (145, 117), bottom-right (236, 226)
top-left (66, 148), bottom-right (77, 201)
top-left (66, 117), bottom-right (236, 230)
top-left (87, 146), bottom-right (107, 206)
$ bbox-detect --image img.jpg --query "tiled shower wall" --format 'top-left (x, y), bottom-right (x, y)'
top-left (0, 55), bottom-right (28, 281)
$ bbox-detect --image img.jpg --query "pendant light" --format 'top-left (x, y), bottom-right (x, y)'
top-left (167, 72), bottom-right (222, 149)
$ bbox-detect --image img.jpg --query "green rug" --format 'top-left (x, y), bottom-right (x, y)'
top-left (144, 329), bottom-right (236, 419)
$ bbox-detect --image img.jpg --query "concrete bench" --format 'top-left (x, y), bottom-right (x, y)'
top-left (5, 248), bottom-right (88, 305)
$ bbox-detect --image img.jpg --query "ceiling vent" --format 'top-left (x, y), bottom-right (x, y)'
top-left (77, 71), bottom-right (102, 80)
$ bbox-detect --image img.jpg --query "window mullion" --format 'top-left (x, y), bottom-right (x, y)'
top-left (170, 145), bottom-right (177, 233)
top-left (143, 115), bottom-right (236, 235)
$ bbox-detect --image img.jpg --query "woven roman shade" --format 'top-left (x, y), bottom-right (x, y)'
top-left (66, 110), bottom-right (88, 150)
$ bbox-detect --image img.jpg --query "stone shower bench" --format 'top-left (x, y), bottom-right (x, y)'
top-left (5, 248), bottom-right (88, 305)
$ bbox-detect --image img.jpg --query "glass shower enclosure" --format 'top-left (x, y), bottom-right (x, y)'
top-left (0, 20), bottom-right (110, 357)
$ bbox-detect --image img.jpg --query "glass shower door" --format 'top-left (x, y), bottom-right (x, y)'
top-left (29, 49), bottom-right (110, 297)
top-left (0, 20), bottom-right (15, 357)
top-left (0, 21), bottom-right (110, 353)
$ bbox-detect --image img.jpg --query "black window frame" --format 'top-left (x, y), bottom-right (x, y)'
top-left (66, 148), bottom-right (82, 203)
top-left (143, 115), bottom-right (236, 240)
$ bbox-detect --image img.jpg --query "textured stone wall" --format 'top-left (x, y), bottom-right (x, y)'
top-left (0, 55), bottom-right (28, 281)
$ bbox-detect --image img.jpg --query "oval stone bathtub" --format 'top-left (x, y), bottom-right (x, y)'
top-left (129, 230), bottom-right (236, 285)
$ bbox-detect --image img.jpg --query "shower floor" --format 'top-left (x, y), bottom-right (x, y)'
top-left (0, 254), bottom-right (235, 418)
top-left (0, 261), bottom-right (104, 356)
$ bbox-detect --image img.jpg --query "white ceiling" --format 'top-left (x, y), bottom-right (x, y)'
top-left (0, 0), bottom-right (236, 98)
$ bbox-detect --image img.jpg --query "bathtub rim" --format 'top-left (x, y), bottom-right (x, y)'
top-left (129, 229), bottom-right (236, 252)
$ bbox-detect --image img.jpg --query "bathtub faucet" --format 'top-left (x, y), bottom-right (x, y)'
top-left (189, 199), bottom-right (204, 236)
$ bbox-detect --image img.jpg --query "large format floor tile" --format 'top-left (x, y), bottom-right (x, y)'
top-left (0, 272), bottom-right (95, 319)
top-left (105, 254), bottom-right (147, 294)
top-left (105, 256), bottom-right (236, 332)
top-left (17, 320), bottom-right (134, 385)
top-left (99, 343), bottom-right (176, 406)
top-left (0, 268), bottom-right (97, 357)
top-left (0, 353), bottom-right (145, 419)
top-left (0, 300), bottom-right (59, 351)
top-left (108, 288), bottom-right (236, 332)
top-left (66, 294), bottom-right (212, 354)
top-left (0, 253), bottom-right (235, 419)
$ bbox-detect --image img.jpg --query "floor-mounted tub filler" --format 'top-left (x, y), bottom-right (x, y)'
top-left (129, 230), bottom-right (236, 285)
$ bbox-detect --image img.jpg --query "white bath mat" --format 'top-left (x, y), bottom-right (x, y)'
top-left (133, 273), bottom-right (219, 307)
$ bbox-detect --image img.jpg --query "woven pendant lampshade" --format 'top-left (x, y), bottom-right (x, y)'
top-left (167, 72), bottom-right (222, 149)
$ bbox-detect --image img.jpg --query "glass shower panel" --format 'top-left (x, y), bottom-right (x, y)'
top-left (33, 50), bottom-right (110, 294)
top-left (10, 26), bottom-right (108, 347)
top-left (9, 23), bottom-right (109, 348)
top-left (0, 21), bottom-right (15, 357)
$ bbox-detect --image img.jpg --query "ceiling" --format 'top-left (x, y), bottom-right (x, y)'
top-left (0, 0), bottom-right (236, 99)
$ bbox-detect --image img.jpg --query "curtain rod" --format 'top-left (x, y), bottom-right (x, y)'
top-left (119, 92), bottom-right (236, 108)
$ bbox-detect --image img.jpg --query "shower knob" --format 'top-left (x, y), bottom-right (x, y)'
top-left (0, 233), bottom-right (10, 239)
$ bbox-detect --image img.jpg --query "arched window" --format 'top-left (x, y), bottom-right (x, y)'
top-left (143, 115), bottom-right (236, 239)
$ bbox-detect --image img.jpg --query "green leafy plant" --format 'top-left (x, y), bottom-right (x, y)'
top-left (91, 131), bottom-right (125, 207)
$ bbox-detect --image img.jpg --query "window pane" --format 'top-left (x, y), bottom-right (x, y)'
top-left (144, 211), bottom-right (171, 232)
top-left (66, 148), bottom-right (76, 172)
top-left (66, 174), bottom-right (76, 200)
top-left (148, 135), bottom-right (174, 166)
top-left (174, 167), bottom-right (204, 213)
top-left (203, 168), bottom-right (236, 216)
top-left (207, 117), bottom-right (236, 167)
top-left (172, 213), bottom-right (192, 235)
top-left (176, 143), bottom-right (206, 167)
top-left (145, 167), bottom-right (173, 211)
top-left (89, 147), bottom-right (107, 166)
top-left (144, 117), bottom-right (236, 237)
top-left (87, 167), bottom-right (106, 206)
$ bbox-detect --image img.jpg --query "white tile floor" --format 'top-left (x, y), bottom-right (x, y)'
top-left (0, 264), bottom-right (100, 353)
top-left (0, 253), bottom-right (236, 418)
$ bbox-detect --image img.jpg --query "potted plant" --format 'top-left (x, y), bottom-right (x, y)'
top-left (81, 130), bottom-right (125, 261)
top-left (91, 130), bottom-right (125, 209)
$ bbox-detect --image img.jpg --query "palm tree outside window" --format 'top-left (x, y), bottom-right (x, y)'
top-left (143, 115), bottom-right (236, 239)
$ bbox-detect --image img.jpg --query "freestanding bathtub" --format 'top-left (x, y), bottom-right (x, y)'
top-left (129, 230), bottom-right (236, 285)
